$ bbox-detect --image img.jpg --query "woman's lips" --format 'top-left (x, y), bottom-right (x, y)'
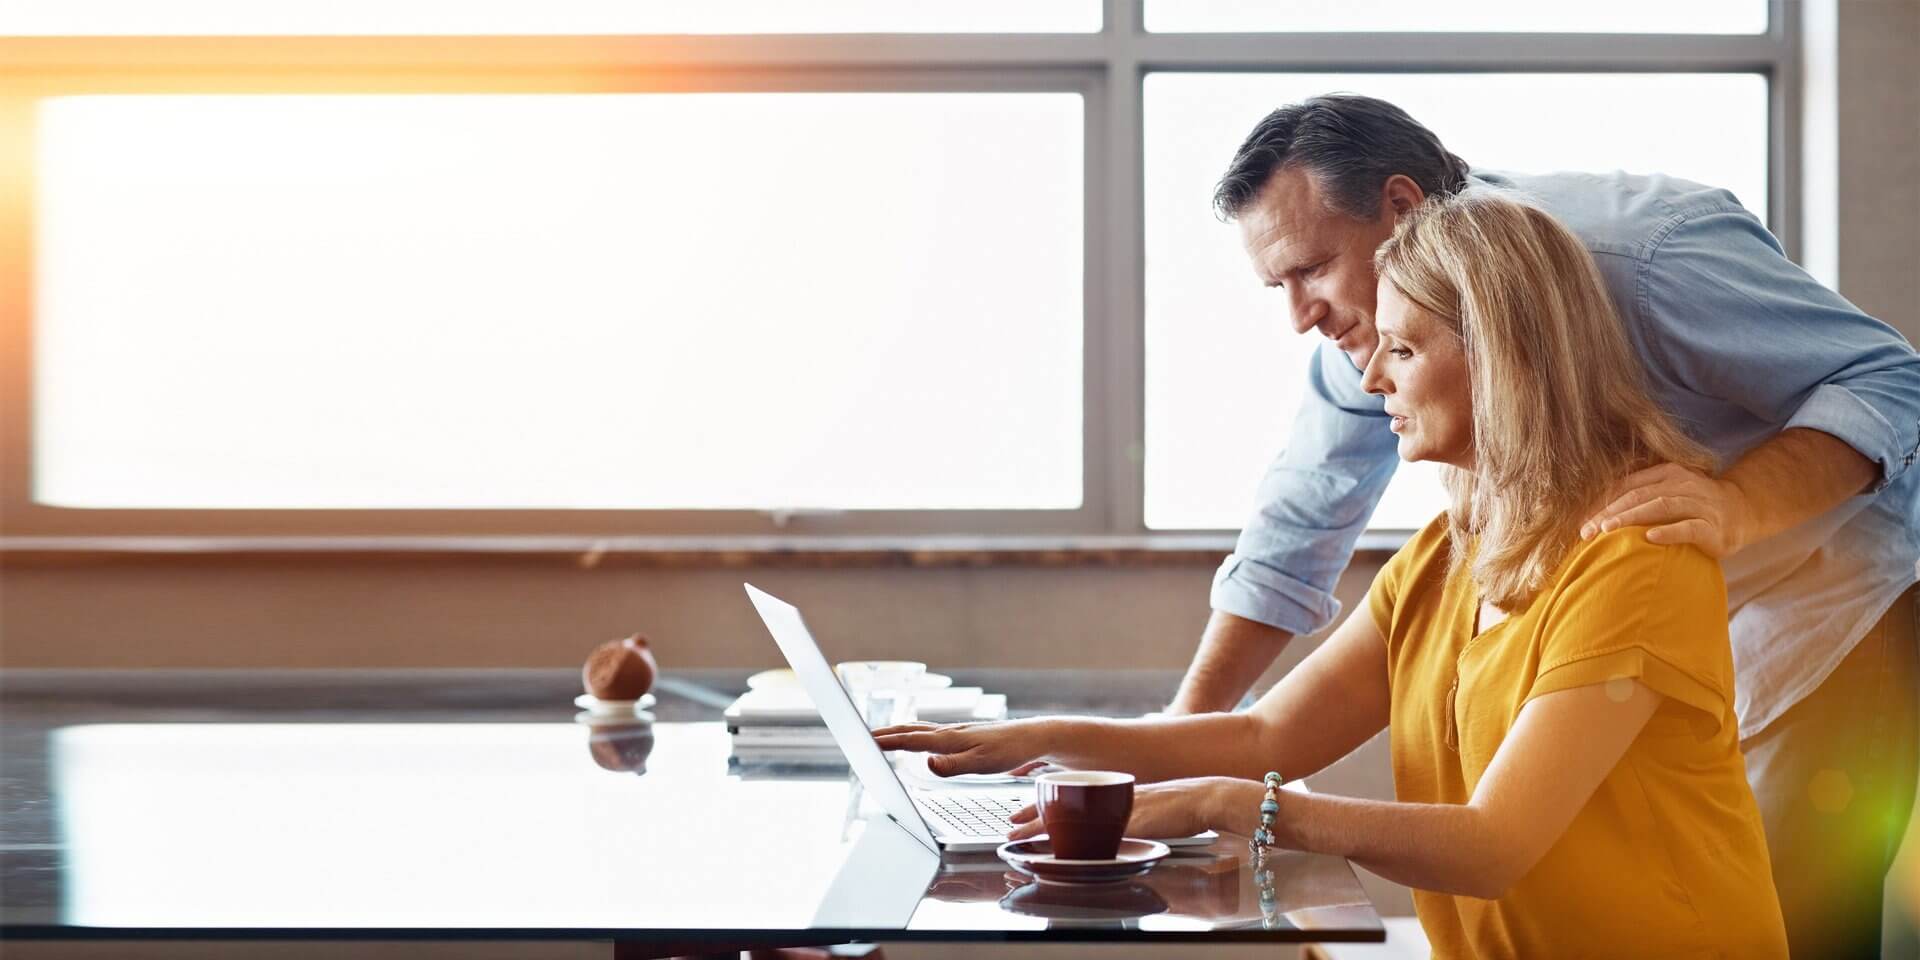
top-left (1389, 415), bottom-right (1408, 433)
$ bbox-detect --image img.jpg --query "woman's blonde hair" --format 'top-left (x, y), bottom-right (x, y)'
top-left (1373, 190), bottom-right (1715, 610)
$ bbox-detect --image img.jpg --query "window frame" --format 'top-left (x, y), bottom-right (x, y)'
top-left (0, 0), bottom-right (1798, 541)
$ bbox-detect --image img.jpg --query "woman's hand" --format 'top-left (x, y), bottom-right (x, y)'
top-left (1005, 777), bottom-right (1236, 842)
top-left (871, 719), bottom-right (1057, 777)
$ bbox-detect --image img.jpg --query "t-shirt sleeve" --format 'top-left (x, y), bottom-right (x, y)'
top-left (1524, 531), bottom-right (1734, 739)
top-left (1365, 551), bottom-right (1404, 639)
top-left (1366, 513), bottom-right (1450, 639)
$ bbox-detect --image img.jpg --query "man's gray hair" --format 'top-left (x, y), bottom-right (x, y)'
top-left (1213, 93), bottom-right (1472, 222)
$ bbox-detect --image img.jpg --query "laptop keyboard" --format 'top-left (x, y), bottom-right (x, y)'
top-left (918, 793), bottom-right (1027, 838)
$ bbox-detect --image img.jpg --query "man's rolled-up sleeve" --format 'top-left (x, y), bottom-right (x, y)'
top-left (1641, 208), bottom-right (1920, 490)
top-left (1211, 344), bottom-right (1401, 636)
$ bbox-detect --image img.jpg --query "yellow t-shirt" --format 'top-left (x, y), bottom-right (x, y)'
top-left (1367, 516), bottom-right (1786, 960)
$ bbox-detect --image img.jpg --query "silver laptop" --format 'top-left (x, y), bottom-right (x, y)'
top-left (744, 582), bottom-right (1215, 854)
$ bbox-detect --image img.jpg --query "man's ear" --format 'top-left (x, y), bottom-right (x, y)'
top-left (1383, 174), bottom-right (1427, 219)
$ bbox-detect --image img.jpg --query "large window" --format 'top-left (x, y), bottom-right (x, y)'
top-left (0, 1), bottom-right (1793, 538)
top-left (1145, 0), bottom-right (1766, 35)
top-left (35, 93), bottom-right (1084, 510)
top-left (0, 1), bottom-right (1103, 35)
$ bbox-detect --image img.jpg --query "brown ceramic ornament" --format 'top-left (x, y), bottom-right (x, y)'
top-left (582, 634), bottom-right (658, 700)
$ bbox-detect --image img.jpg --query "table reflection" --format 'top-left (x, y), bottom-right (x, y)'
top-left (50, 722), bottom-right (866, 931)
top-left (910, 842), bottom-right (1366, 934)
top-left (999, 879), bottom-right (1168, 927)
top-left (582, 716), bottom-right (656, 774)
top-left (23, 713), bottom-right (1379, 942)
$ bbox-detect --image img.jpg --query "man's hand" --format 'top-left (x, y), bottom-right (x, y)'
top-left (1579, 462), bottom-right (1755, 558)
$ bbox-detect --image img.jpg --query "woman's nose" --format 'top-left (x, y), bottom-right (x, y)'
top-left (1359, 351), bottom-right (1388, 395)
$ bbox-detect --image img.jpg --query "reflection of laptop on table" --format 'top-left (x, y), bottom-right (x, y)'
top-left (744, 583), bottom-right (1215, 854)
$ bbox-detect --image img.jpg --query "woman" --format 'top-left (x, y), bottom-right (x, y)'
top-left (876, 191), bottom-right (1788, 958)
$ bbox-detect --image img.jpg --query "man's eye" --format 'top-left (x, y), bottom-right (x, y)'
top-left (1306, 260), bottom-right (1330, 278)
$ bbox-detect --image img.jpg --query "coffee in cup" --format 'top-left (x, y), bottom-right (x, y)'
top-left (1036, 770), bottom-right (1135, 860)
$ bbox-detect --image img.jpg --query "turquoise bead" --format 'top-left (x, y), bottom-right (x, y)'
top-left (1261, 799), bottom-right (1279, 815)
top-left (1264, 772), bottom-right (1283, 786)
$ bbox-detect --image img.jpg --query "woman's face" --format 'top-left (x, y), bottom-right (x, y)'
top-left (1360, 280), bottom-right (1474, 469)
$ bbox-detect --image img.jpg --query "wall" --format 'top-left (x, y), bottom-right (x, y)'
top-left (1803, 0), bottom-right (1920, 342)
top-left (0, 557), bottom-right (1378, 673)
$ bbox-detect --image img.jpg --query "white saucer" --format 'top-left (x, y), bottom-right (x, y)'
top-left (997, 838), bottom-right (1170, 885)
top-left (574, 693), bottom-right (657, 716)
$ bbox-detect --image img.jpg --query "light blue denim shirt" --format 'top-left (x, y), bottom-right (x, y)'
top-left (1212, 169), bottom-right (1920, 739)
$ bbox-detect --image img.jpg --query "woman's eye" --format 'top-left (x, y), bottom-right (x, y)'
top-left (1391, 347), bottom-right (1413, 359)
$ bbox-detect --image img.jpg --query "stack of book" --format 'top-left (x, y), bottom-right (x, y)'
top-left (725, 684), bottom-right (1009, 767)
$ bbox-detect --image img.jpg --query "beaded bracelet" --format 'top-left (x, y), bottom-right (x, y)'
top-left (1255, 859), bottom-right (1282, 929)
top-left (1249, 771), bottom-right (1285, 865)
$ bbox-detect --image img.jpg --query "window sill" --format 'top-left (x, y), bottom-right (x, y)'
top-left (0, 533), bottom-right (1411, 569)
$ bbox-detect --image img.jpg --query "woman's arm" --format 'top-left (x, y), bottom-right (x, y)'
top-left (1210, 679), bottom-right (1661, 899)
top-left (1238, 606), bottom-right (1393, 782)
top-left (873, 606), bottom-right (1392, 784)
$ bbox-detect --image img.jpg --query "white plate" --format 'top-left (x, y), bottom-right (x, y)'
top-left (747, 668), bottom-right (952, 691)
top-left (574, 709), bottom-right (655, 726)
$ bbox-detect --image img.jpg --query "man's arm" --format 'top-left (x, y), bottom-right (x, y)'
top-left (1583, 206), bottom-right (1920, 555)
top-left (1166, 610), bottom-right (1296, 715)
top-left (1185, 344), bottom-right (1401, 714)
top-left (1582, 428), bottom-right (1876, 556)
top-left (1726, 427), bottom-right (1878, 527)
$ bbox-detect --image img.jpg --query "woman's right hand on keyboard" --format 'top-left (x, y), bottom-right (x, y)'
top-left (872, 719), bottom-right (1056, 777)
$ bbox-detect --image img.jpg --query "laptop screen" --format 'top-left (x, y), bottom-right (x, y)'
top-left (743, 583), bottom-right (941, 852)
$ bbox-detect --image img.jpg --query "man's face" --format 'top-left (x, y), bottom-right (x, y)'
top-left (1237, 166), bottom-right (1402, 371)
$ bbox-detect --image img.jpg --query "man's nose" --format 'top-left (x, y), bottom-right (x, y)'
top-left (1290, 290), bottom-right (1326, 336)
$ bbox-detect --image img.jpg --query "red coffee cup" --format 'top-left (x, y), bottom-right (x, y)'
top-left (1036, 770), bottom-right (1135, 860)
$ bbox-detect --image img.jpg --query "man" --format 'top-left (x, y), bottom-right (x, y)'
top-left (1167, 94), bottom-right (1920, 958)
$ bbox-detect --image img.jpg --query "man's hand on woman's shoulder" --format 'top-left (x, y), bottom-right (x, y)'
top-left (1580, 461), bottom-right (1755, 558)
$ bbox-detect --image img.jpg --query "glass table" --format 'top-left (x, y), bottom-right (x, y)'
top-left (0, 669), bottom-right (1384, 955)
